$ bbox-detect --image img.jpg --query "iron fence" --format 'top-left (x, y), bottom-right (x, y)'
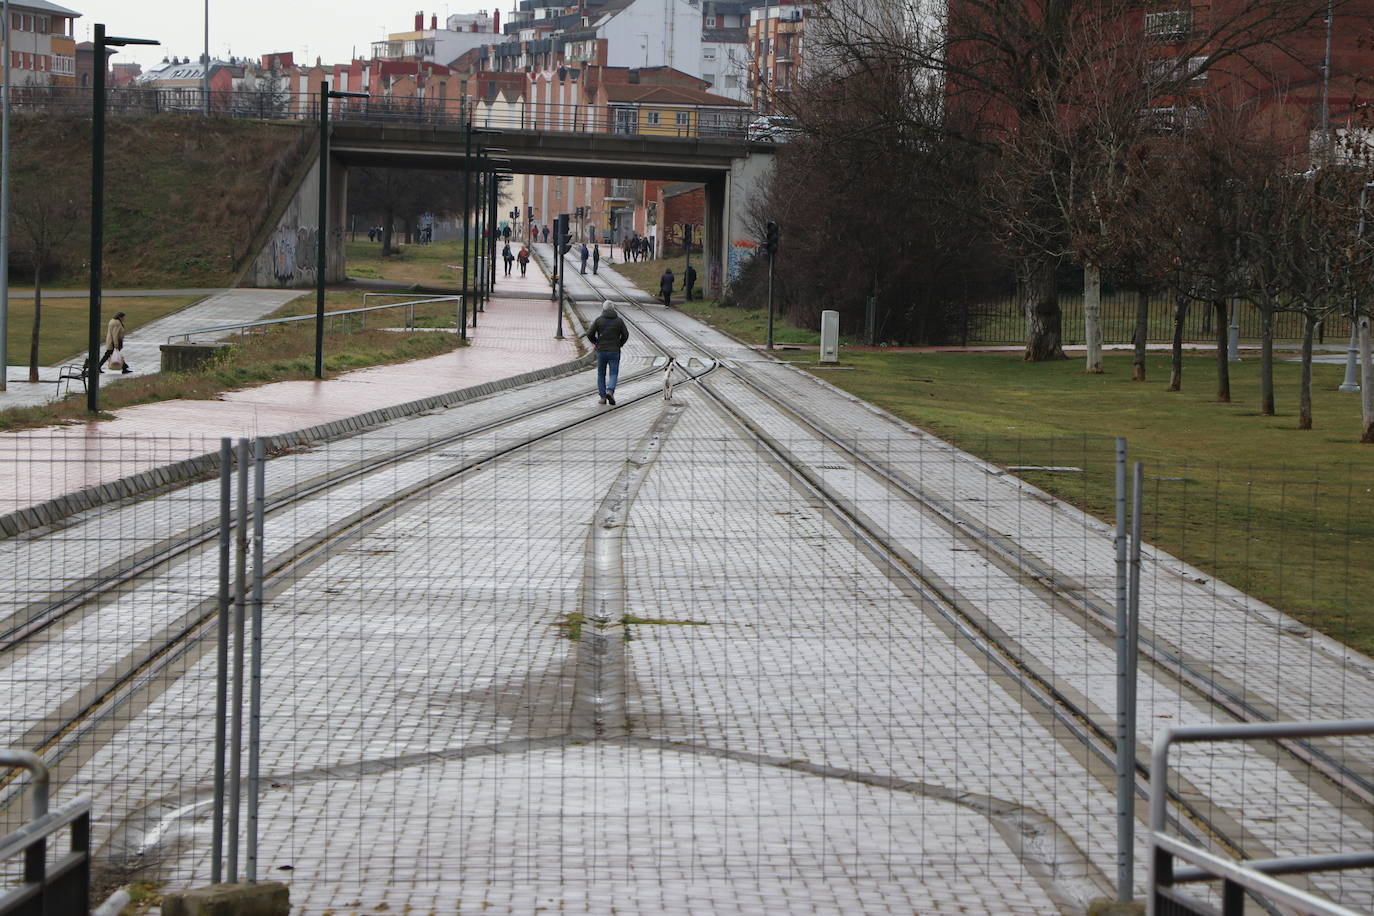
top-left (0, 86), bottom-right (754, 141)
top-left (965, 290), bottom-right (1359, 346)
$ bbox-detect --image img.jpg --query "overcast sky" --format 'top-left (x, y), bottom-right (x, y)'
top-left (68, 0), bottom-right (500, 71)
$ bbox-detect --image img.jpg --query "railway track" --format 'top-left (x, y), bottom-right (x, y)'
top-left (569, 263), bottom-right (1374, 901)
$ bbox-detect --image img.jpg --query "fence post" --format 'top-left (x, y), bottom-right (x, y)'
top-left (1114, 438), bottom-right (1133, 901)
top-left (227, 438), bottom-right (249, 882)
top-left (212, 438), bottom-right (231, 883)
top-left (247, 439), bottom-right (265, 884)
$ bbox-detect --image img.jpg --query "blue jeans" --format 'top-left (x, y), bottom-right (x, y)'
top-left (596, 350), bottom-right (621, 398)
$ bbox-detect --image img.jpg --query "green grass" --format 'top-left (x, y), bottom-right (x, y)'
top-left (4, 296), bottom-right (200, 366)
top-left (0, 314), bottom-right (465, 431)
top-left (779, 349), bottom-right (1374, 655)
top-left (345, 239), bottom-right (471, 287)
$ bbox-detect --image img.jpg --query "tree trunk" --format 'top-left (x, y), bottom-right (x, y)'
top-left (1084, 263), bottom-right (1103, 373)
top-left (1259, 307), bottom-right (1275, 416)
top-left (1132, 288), bottom-right (1149, 381)
top-left (1360, 316), bottom-right (1373, 443)
top-left (1019, 255), bottom-right (1066, 362)
top-left (1299, 311), bottom-right (1316, 430)
top-left (1169, 295), bottom-right (1187, 392)
top-left (27, 263), bottom-right (42, 384)
top-left (1213, 299), bottom-right (1230, 403)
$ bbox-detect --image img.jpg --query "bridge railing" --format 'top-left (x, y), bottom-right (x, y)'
top-left (3, 86), bottom-right (756, 141)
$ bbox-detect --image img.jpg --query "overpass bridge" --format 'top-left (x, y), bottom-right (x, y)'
top-left (246, 119), bottom-right (778, 298)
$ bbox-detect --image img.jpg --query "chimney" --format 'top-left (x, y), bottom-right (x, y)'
top-left (493, 10), bottom-right (500, 32)
top-left (431, 14), bottom-right (437, 29)
top-left (415, 11), bottom-right (424, 30)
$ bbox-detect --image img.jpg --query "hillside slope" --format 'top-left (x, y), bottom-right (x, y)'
top-left (9, 115), bottom-right (309, 288)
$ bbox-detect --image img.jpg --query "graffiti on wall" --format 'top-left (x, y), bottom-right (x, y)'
top-left (729, 239), bottom-right (759, 283)
top-left (270, 225), bottom-right (319, 285)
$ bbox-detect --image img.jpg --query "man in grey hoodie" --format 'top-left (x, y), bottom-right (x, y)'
top-left (586, 300), bottom-right (630, 405)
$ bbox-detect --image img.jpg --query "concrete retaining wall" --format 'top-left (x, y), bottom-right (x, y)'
top-left (243, 153), bottom-right (348, 289)
top-left (0, 351), bottom-right (594, 541)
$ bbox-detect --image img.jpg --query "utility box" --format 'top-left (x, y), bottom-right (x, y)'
top-left (819, 310), bottom-right (840, 364)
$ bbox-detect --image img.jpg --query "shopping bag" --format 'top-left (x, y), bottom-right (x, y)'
top-left (108, 349), bottom-right (124, 370)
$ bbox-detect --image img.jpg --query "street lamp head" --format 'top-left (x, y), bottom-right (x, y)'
top-left (329, 90), bottom-right (369, 100)
top-left (481, 147), bottom-right (509, 155)
top-left (104, 36), bottom-right (160, 47)
top-left (472, 126), bottom-right (503, 136)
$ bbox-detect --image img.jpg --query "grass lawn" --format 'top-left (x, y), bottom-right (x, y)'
top-left (4, 296), bottom-right (200, 367)
top-left (345, 239), bottom-right (474, 287)
top-left (0, 289), bottom-right (465, 431)
top-left (772, 348), bottom-right (1374, 655)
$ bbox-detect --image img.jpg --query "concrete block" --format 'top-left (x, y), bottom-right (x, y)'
top-left (161, 882), bottom-right (289, 916)
top-left (160, 342), bottom-right (230, 373)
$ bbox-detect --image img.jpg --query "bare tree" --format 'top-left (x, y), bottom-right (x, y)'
top-left (11, 161), bottom-right (81, 383)
top-left (812, 0), bottom-right (1355, 362)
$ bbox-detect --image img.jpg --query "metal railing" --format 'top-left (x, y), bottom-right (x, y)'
top-left (0, 86), bottom-right (758, 142)
top-left (0, 751), bottom-right (91, 916)
top-left (169, 295), bottom-right (463, 343)
top-left (1148, 720), bottom-right (1374, 916)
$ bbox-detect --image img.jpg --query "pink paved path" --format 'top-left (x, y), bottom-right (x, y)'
top-left (0, 284), bottom-right (579, 515)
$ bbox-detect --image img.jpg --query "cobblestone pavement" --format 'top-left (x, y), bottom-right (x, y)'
top-left (2, 272), bottom-right (1371, 913)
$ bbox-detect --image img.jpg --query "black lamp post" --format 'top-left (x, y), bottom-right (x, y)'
top-left (461, 124), bottom-right (502, 335)
top-left (484, 156), bottom-right (511, 304)
top-left (314, 80), bottom-right (368, 379)
top-left (478, 151), bottom-right (509, 313)
top-left (88, 24), bottom-right (158, 413)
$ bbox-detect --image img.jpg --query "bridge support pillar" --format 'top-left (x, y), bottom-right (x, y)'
top-left (719, 151), bottom-right (775, 298)
top-left (704, 175), bottom-right (726, 300)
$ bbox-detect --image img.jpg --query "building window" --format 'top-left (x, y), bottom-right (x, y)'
top-left (647, 111), bottom-right (661, 125)
top-left (675, 111), bottom-right (690, 126)
top-left (1145, 9), bottom-right (1192, 40)
top-left (703, 48), bottom-right (716, 60)
top-left (706, 15), bottom-right (717, 27)
top-left (724, 74), bottom-right (739, 89)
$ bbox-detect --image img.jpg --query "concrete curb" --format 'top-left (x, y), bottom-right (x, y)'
top-left (0, 351), bottom-right (594, 541)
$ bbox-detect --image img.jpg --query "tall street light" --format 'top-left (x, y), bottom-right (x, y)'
top-left (478, 151), bottom-right (509, 314)
top-left (88, 25), bottom-right (158, 413)
top-left (314, 80), bottom-right (368, 379)
top-left (462, 124), bottom-right (502, 335)
top-left (484, 156), bottom-right (511, 305)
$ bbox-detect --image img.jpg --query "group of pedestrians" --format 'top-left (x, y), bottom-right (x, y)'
top-left (501, 243), bottom-right (531, 276)
top-left (578, 243), bottom-right (602, 275)
top-left (621, 235), bottom-right (654, 262)
top-left (656, 263), bottom-right (697, 308)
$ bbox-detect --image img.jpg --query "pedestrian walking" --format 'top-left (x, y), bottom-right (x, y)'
top-left (98, 310), bottom-right (132, 373)
top-left (502, 242), bottom-right (515, 276)
top-left (622, 237), bottom-right (631, 262)
top-left (683, 263), bottom-right (697, 301)
top-left (542, 225), bottom-right (550, 244)
top-left (586, 300), bottom-right (629, 406)
top-left (659, 267), bottom-right (675, 308)
top-left (517, 245), bottom-right (529, 276)
top-left (580, 243), bottom-right (590, 275)
top-left (592, 243), bottom-right (601, 274)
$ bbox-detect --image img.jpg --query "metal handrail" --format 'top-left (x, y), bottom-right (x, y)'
top-left (169, 295), bottom-right (462, 343)
top-left (0, 750), bottom-right (47, 819)
top-left (1148, 719), bottom-right (1374, 916)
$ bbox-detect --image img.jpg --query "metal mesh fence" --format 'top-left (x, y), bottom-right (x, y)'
top-left (1, 413), bottom-right (1371, 912)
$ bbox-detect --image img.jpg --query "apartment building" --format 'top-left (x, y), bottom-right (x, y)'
top-left (3, 0), bottom-right (78, 87)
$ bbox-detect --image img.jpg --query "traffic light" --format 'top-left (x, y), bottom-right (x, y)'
top-left (527, 205), bottom-right (534, 219)
top-left (556, 213), bottom-right (571, 255)
top-left (764, 220), bottom-right (779, 254)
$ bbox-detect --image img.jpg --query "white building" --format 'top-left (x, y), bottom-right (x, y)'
top-left (591, 0), bottom-right (705, 77)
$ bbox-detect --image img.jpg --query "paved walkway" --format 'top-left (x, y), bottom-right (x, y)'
top-left (0, 265), bottom-right (576, 515)
top-left (0, 288), bottom-right (300, 408)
